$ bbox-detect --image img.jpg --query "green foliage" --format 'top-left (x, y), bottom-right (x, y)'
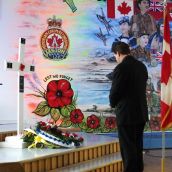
top-left (61, 107), bottom-right (70, 117)
top-left (60, 118), bottom-right (72, 127)
top-left (79, 122), bottom-right (88, 130)
top-left (33, 101), bottom-right (51, 116)
top-left (50, 108), bottom-right (60, 121)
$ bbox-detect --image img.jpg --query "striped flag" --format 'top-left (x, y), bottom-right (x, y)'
top-left (148, 0), bottom-right (163, 20)
top-left (161, 4), bottom-right (172, 130)
top-left (107, 0), bottom-right (133, 18)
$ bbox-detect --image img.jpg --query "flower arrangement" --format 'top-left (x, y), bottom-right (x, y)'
top-left (22, 121), bottom-right (84, 148)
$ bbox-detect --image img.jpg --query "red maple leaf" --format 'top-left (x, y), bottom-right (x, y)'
top-left (118, 1), bottom-right (131, 15)
top-left (47, 34), bottom-right (63, 48)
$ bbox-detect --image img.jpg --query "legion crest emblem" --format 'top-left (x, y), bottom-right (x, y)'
top-left (40, 16), bottom-right (69, 60)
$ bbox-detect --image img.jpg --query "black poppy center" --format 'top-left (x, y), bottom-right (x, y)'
top-left (74, 114), bottom-right (78, 119)
top-left (56, 90), bottom-right (63, 97)
top-left (109, 121), bottom-right (113, 125)
top-left (91, 120), bottom-right (95, 124)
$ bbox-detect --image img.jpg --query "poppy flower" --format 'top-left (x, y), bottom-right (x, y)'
top-left (105, 117), bottom-right (116, 129)
top-left (70, 109), bottom-right (84, 124)
top-left (149, 116), bottom-right (161, 131)
top-left (78, 137), bottom-right (84, 142)
top-left (46, 79), bottom-right (74, 108)
top-left (39, 121), bottom-right (46, 126)
top-left (87, 114), bottom-right (100, 129)
top-left (64, 132), bottom-right (70, 137)
top-left (72, 133), bottom-right (78, 137)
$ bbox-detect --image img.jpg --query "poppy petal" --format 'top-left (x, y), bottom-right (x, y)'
top-left (47, 80), bottom-right (58, 92)
top-left (57, 98), bottom-right (65, 107)
top-left (57, 79), bottom-right (71, 91)
top-left (63, 89), bottom-right (74, 97)
top-left (61, 97), bottom-right (71, 106)
top-left (46, 91), bottom-right (57, 101)
top-left (48, 97), bottom-right (60, 108)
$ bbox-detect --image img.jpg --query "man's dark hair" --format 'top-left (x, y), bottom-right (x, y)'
top-left (136, 0), bottom-right (150, 9)
top-left (111, 42), bottom-right (130, 55)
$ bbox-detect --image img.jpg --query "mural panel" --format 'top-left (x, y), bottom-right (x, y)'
top-left (0, 0), bottom-right (171, 131)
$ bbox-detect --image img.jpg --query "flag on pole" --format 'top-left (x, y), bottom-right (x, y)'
top-left (161, 4), bottom-right (172, 130)
top-left (107, 0), bottom-right (134, 18)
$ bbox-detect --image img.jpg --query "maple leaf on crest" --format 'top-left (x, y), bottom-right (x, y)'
top-left (118, 1), bottom-right (131, 15)
top-left (47, 34), bottom-right (63, 48)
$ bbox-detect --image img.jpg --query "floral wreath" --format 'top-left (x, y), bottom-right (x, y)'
top-left (30, 77), bottom-right (116, 133)
top-left (22, 121), bottom-right (84, 148)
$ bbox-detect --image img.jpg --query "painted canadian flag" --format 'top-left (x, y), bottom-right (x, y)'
top-left (107, 0), bottom-right (134, 18)
top-left (161, 4), bottom-right (172, 130)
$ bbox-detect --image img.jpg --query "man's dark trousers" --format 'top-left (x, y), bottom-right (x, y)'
top-left (117, 123), bottom-right (145, 172)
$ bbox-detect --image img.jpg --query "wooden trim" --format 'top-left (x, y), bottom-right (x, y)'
top-left (85, 160), bottom-right (123, 172)
top-left (21, 142), bottom-right (120, 172)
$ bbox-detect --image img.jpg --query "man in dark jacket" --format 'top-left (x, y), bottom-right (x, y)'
top-left (109, 42), bottom-right (148, 172)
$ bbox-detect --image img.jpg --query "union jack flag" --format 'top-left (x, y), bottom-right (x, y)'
top-left (149, 1), bottom-right (163, 12)
top-left (148, 0), bottom-right (163, 20)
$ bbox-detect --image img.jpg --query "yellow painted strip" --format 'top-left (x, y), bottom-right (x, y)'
top-left (24, 162), bottom-right (31, 172)
top-left (45, 158), bottom-right (51, 171)
top-left (32, 161), bottom-right (38, 172)
top-left (98, 146), bottom-right (102, 157)
top-left (69, 152), bottom-right (74, 165)
top-left (57, 155), bottom-right (63, 168)
top-left (80, 150), bottom-right (84, 162)
top-left (63, 154), bottom-right (69, 166)
top-left (51, 157), bottom-right (57, 170)
top-left (38, 159), bottom-right (45, 172)
top-left (74, 151), bottom-right (79, 163)
top-left (84, 149), bottom-right (88, 161)
top-left (89, 148), bottom-right (93, 160)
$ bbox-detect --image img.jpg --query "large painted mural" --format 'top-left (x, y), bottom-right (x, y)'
top-left (0, 0), bottom-right (171, 132)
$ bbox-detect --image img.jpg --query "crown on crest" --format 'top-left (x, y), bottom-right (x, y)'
top-left (47, 16), bottom-right (62, 28)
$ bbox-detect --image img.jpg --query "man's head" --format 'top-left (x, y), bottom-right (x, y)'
top-left (119, 16), bottom-right (130, 35)
top-left (111, 42), bottom-right (130, 63)
top-left (137, 0), bottom-right (150, 13)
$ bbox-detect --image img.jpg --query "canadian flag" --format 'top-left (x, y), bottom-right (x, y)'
top-left (161, 4), bottom-right (172, 130)
top-left (107, 0), bottom-right (134, 18)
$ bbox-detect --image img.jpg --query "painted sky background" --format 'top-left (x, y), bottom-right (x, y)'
top-left (0, 0), bottom-right (114, 122)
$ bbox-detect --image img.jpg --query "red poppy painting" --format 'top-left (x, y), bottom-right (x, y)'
top-left (46, 79), bottom-right (74, 108)
top-left (70, 109), bottom-right (84, 124)
top-left (87, 114), bottom-right (100, 129)
top-left (105, 117), bottom-right (116, 129)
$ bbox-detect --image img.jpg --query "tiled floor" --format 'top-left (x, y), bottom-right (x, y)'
top-left (144, 149), bottom-right (172, 172)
